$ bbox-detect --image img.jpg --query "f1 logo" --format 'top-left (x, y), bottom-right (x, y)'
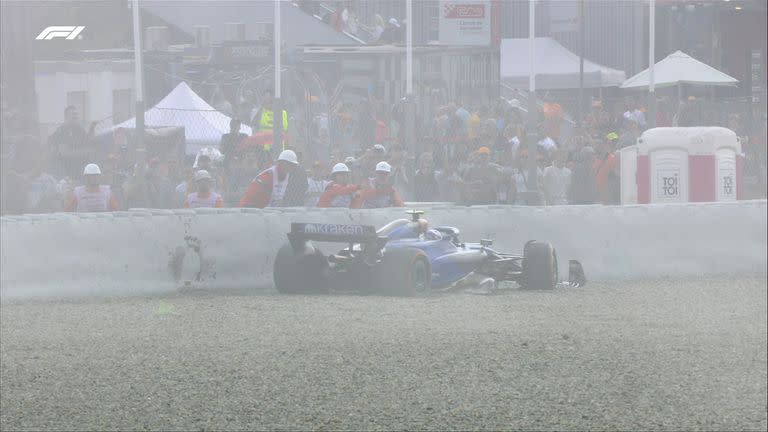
top-left (36, 26), bottom-right (85, 40)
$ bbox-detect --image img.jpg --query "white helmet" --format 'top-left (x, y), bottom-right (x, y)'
top-left (194, 169), bottom-right (212, 181)
top-left (194, 147), bottom-right (224, 168)
top-left (199, 146), bottom-right (224, 161)
top-left (277, 149), bottom-right (298, 165)
top-left (375, 161), bottom-right (391, 173)
top-left (83, 163), bottom-right (102, 175)
top-left (331, 162), bottom-right (350, 174)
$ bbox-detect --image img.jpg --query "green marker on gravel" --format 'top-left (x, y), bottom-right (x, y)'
top-left (156, 302), bottom-right (176, 316)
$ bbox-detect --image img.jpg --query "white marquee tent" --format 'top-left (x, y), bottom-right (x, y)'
top-left (112, 81), bottom-right (251, 155)
top-left (621, 50), bottom-right (739, 89)
top-left (500, 37), bottom-right (627, 90)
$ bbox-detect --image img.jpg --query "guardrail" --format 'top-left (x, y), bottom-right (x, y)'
top-left (1, 201), bottom-right (765, 300)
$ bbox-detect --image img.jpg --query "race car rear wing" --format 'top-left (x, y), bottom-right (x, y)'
top-left (287, 223), bottom-right (384, 251)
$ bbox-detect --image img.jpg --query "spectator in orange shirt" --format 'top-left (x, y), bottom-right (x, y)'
top-left (351, 161), bottom-right (404, 208)
top-left (317, 163), bottom-right (360, 208)
top-left (593, 138), bottom-right (619, 204)
top-left (64, 163), bottom-right (119, 212)
top-left (184, 170), bottom-right (224, 208)
top-left (542, 97), bottom-right (563, 140)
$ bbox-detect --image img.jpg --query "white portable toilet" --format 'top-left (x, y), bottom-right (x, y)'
top-left (619, 145), bottom-right (638, 204)
top-left (636, 127), bottom-right (742, 204)
top-left (715, 147), bottom-right (738, 201)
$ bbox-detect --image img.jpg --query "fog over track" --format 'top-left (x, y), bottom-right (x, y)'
top-left (2, 277), bottom-right (766, 431)
top-left (2, 200), bottom-right (766, 301)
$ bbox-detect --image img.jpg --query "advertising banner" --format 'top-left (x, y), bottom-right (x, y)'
top-left (439, 1), bottom-right (491, 46)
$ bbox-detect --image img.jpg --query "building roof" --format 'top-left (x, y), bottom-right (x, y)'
top-left (142, 1), bottom-right (360, 51)
top-left (301, 44), bottom-right (495, 56)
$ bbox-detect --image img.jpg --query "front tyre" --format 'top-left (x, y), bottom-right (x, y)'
top-left (273, 244), bottom-right (329, 294)
top-left (522, 241), bottom-right (557, 290)
top-left (375, 248), bottom-right (431, 296)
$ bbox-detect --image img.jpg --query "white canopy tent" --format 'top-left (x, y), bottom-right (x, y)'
top-left (621, 50), bottom-right (739, 89)
top-left (111, 81), bottom-right (252, 155)
top-left (500, 37), bottom-right (627, 90)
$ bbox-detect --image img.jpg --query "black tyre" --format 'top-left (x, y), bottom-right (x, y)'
top-left (273, 244), bottom-right (329, 294)
top-left (374, 248), bottom-right (431, 296)
top-left (522, 241), bottom-right (557, 290)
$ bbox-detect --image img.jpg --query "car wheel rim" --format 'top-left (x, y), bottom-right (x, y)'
top-left (413, 259), bottom-right (428, 293)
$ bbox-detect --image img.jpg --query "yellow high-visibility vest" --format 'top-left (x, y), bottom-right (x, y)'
top-left (258, 109), bottom-right (288, 133)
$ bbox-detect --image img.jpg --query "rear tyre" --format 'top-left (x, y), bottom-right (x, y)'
top-left (522, 241), bottom-right (557, 290)
top-left (273, 244), bottom-right (329, 294)
top-left (375, 248), bottom-right (431, 296)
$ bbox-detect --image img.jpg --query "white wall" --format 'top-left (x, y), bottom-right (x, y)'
top-left (35, 61), bottom-right (134, 137)
top-left (1, 201), bottom-right (766, 301)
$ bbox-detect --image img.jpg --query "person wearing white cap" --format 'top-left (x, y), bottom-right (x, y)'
top-left (373, 144), bottom-right (386, 153)
top-left (239, 149), bottom-right (306, 208)
top-left (379, 17), bottom-right (401, 43)
top-left (351, 161), bottom-right (404, 209)
top-left (64, 163), bottom-right (119, 212)
top-left (317, 162), bottom-right (360, 208)
top-left (184, 170), bottom-right (224, 208)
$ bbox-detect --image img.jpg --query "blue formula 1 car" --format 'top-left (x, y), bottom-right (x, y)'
top-left (274, 211), bottom-right (586, 296)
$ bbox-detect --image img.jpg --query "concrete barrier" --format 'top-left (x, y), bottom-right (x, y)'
top-left (1, 201), bottom-right (766, 301)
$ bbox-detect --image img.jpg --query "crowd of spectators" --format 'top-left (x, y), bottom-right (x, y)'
top-left (1, 92), bottom-right (766, 215)
top-left (298, 0), bottom-right (406, 44)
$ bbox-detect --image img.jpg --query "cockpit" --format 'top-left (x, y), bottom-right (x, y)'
top-left (376, 217), bottom-right (452, 242)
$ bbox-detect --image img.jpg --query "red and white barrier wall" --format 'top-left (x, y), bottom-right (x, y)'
top-left (1, 201), bottom-right (766, 300)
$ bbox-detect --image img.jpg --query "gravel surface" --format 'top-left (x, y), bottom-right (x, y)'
top-left (1, 277), bottom-right (766, 431)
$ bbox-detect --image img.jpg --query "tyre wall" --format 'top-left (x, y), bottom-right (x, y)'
top-left (1, 201), bottom-right (766, 300)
